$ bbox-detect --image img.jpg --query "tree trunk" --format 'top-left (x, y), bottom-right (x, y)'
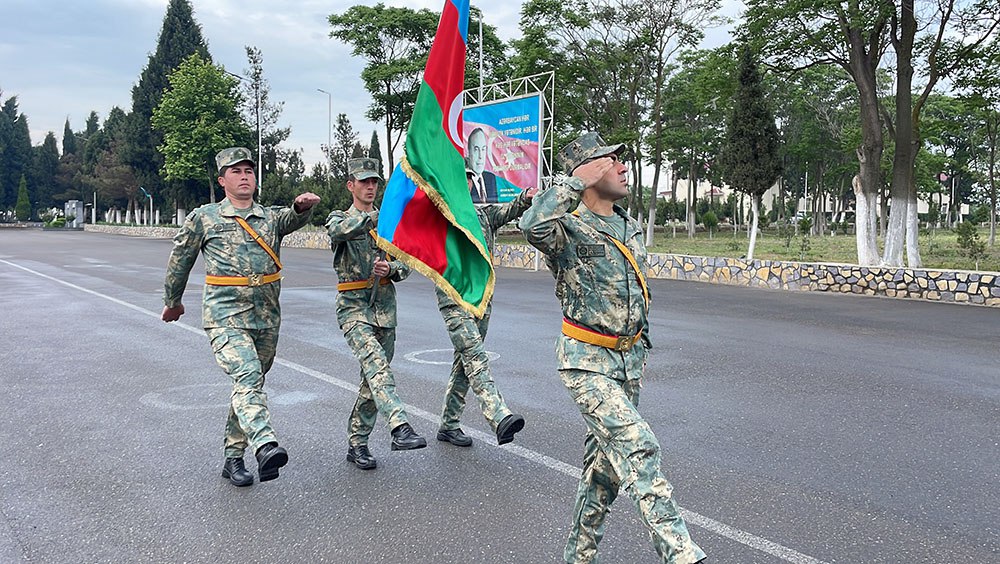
top-left (849, 70), bottom-right (884, 263)
top-left (647, 166), bottom-right (663, 247)
top-left (905, 197), bottom-right (922, 266)
top-left (989, 119), bottom-right (997, 246)
top-left (747, 194), bottom-right (760, 260)
top-left (687, 156), bottom-right (697, 239)
top-left (853, 175), bottom-right (880, 265)
top-left (884, 0), bottom-right (920, 267)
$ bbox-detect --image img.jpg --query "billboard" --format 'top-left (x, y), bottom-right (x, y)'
top-left (462, 94), bottom-right (542, 204)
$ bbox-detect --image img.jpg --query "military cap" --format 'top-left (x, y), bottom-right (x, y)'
top-left (348, 157), bottom-right (383, 181)
top-left (215, 147), bottom-right (255, 171)
top-left (557, 132), bottom-right (626, 175)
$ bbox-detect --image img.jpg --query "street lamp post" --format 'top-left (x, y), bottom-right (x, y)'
top-left (317, 88), bottom-right (332, 190)
top-left (225, 70), bottom-right (262, 195)
top-left (139, 186), bottom-right (153, 226)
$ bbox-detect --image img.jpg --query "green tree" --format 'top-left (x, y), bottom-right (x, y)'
top-left (329, 4), bottom-right (438, 173)
top-left (330, 113), bottom-right (359, 183)
top-left (62, 119), bottom-right (78, 156)
top-left (152, 53), bottom-right (250, 205)
top-left (465, 6), bottom-right (512, 90)
top-left (368, 130), bottom-right (383, 177)
top-left (1, 98), bottom-right (33, 211)
top-left (719, 47), bottom-right (782, 260)
top-left (741, 0), bottom-right (891, 265)
top-left (776, 65), bottom-right (858, 235)
top-left (956, 46), bottom-right (1000, 246)
top-left (236, 46), bottom-right (290, 188)
top-left (122, 0), bottom-right (210, 204)
top-left (0, 93), bottom-right (12, 209)
top-left (14, 174), bottom-right (30, 220)
top-left (657, 47), bottom-right (737, 237)
top-left (32, 133), bottom-right (61, 205)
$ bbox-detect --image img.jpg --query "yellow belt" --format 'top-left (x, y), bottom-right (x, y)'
top-left (337, 278), bottom-right (392, 292)
top-left (562, 319), bottom-right (642, 352)
top-left (205, 272), bottom-right (282, 287)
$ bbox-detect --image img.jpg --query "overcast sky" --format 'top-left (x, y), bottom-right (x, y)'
top-left (1, 0), bottom-right (740, 170)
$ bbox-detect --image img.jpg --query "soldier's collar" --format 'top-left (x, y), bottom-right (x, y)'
top-left (220, 198), bottom-right (264, 218)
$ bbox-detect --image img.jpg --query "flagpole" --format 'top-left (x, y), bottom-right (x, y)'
top-left (478, 9), bottom-right (484, 98)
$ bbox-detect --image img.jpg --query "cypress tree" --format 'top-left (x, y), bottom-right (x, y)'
top-left (368, 131), bottom-right (382, 177)
top-left (15, 174), bottom-right (30, 220)
top-left (33, 133), bottom-right (61, 206)
top-left (62, 119), bottom-right (78, 156)
top-left (0, 98), bottom-right (13, 209)
top-left (122, 0), bottom-right (210, 204)
top-left (5, 111), bottom-right (33, 212)
top-left (719, 46), bottom-right (782, 259)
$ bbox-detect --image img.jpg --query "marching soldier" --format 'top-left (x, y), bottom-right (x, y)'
top-left (519, 133), bottom-right (707, 563)
top-left (162, 147), bottom-right (320, 487)
top-left (435, 170), bottom-right (536, 448)
top-left (326, 157), bottom-right (425, 471)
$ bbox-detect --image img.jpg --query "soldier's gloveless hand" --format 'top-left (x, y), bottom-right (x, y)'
top-left (293, 192), bottom-right (321, 213)
top-left (161, 304), bottom-right (185, 322)
top-left (572, 157), bottom-right (615, 189)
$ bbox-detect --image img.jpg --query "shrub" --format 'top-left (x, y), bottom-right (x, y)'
top-left (954, 222), bottom-right (987, 269)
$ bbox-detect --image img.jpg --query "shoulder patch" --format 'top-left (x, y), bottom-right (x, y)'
top-left (213, 223), bottom-right (238, 232)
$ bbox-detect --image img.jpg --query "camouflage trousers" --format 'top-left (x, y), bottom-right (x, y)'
top-left (343, 321), bottom-right (409, 446)
top-left (437, 299), bottom-right (511, 433)
top-left (206, 327), bottom-right (279, 459)
top-left (559, 368), bottom-right (705, 564)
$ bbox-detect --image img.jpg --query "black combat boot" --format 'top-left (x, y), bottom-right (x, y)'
top-left (255, 442), bottom-right (288, 482)
top-left (496, 414), bottom-right (525, 445)
top-left (390, 423), bottom-right (427, 451)
top-left (346, 445), bottom-right (377, 470)
top-left (221, 457), bottom-right (254, 487)
top-left (436, 427), bottom-right (473, 447)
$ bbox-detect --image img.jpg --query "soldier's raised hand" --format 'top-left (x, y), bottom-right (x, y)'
top-left (572, 157), bottom-right (615, 189)
top-left (524, 186), bottom-right (539, 200)
top-left (293, 192), bottom-right (321, 213)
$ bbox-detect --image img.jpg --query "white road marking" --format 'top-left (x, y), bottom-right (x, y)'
top-left (2, 258), bottom-right (829, 564)
top-left (139, 383), bottom-right (230, 410)
top-left (404, 347), bottom-right (499, 365)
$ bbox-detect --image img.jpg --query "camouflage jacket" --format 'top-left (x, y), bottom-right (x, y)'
top-left (163, 198), bottom-right (312, 329)
top-left (435, 190), bottom-right (533, 309)
top-left (326, 206), bottom-right (410, 329)
top-left (519, 176), bottom-right (650, 378)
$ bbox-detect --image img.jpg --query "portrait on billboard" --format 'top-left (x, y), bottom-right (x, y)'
top-left (462, 94), bottom-right (542, 204)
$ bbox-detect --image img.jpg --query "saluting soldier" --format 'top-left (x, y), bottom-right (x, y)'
top-left (435, 169), bottom-right (536, 448)
top-left (326, 157), bottom-right (425, 471)
top-left (519, 132), bottom-right (707, 564)
top-left (161, 147), bottom-right (320, 487)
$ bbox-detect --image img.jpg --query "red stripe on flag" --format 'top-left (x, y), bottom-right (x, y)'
top-left (392, 188), bottom-right (450, 274)
top-left (423, 0), bottom-right (466, 152)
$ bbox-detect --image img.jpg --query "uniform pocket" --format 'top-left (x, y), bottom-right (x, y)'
top-left (572, 388), bottom-right (605, 415)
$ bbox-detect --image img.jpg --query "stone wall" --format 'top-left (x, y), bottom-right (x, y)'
top-left (493, 243), bottom-right (1000, 308)
top-left (84, 224), bottom-right (330, 249)
top-left (80, 225), bottom-right (1000, 307)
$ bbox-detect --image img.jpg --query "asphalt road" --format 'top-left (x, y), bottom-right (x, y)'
top-left (1, 229), bottom-right (997, 564)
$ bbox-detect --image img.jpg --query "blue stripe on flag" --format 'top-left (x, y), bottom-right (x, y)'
top-left (377, 163), bottom-right (417, 242)
top-left (449, 0), bottom-right (470, 42)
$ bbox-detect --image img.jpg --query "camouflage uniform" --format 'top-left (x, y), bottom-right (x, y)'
top-left (326, 162), bottom-right (413, 447)
top-left (438, 190), bottom-right (532, 433)
top-left (163, 170), bottom-right (312, 459)
top-left (519, 133), bottom-right (705, 564)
